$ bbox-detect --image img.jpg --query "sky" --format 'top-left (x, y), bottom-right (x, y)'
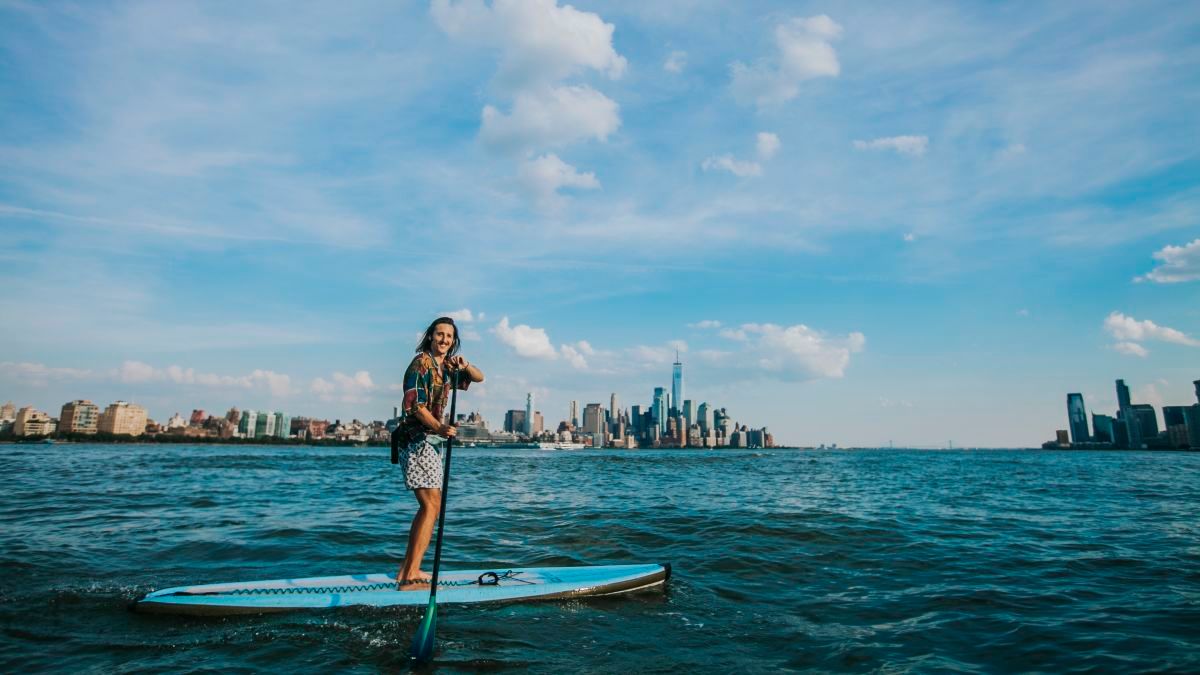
top-left (1, 0), bottom-right (1198, 447)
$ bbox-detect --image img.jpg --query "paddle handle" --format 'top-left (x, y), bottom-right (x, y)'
top-left (427, 370), bottom-right (458, 601)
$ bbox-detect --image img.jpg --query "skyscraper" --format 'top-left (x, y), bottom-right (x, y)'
top-left (1194, 380), bottom-right (1200, 404)
top-left (683, 399), bottom-right (694, 431)
top-left (1066, 393), bottom-right (1089, 444)
top-left (672, 351), bottom-right (683, 418)
top-left (570, 400), bottom-right (579, 428)
top-left (610, 393), bottom-right (618, 424)
top-left (525, 393), bottom-right (534, 437)
top-left (1092, 413), bottom-right (1115, 443)
top-left (653, 387), bottom-right (666, 433)
top-left (1115, 379), bottom-right (1141, 448)
top-left (1131, 404), bottom-right (1159, 439)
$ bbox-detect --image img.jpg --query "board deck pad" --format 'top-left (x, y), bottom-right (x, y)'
top-left (134, 563), bottom-right (671, 616)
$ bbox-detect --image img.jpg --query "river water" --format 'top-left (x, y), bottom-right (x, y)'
top-left (1, 444), bottom-right (1198, 672)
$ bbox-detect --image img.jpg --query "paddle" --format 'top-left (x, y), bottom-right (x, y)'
top-left (409, 369), bottom-right (459, 664)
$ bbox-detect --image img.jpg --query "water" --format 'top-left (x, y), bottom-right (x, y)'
top-left (1, 444), bottom-right (1198, 673)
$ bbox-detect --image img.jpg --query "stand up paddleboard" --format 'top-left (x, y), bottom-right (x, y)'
top-left (133, 563), bottom-right (670, 616)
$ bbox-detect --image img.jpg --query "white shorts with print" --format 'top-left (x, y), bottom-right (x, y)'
top-left (400, 438), bottom-right (444, 490)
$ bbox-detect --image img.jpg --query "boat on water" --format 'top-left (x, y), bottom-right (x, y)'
top-left (537, 441), bottom-right (585, 450)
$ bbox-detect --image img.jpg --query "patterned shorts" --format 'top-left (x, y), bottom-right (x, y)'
top-left (400, 438), bottom-right (444, 490)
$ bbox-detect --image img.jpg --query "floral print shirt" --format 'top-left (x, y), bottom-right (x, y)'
top-left (398, 352), bottom-right (470, 442)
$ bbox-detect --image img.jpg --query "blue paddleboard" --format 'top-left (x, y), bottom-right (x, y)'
top-left (134, 563), bottom-right (671, 616)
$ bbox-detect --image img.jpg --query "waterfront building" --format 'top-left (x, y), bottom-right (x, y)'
top-left (273, 412), bottom-right (290, 438)
top-left (166, 412), bottom-right (187, 429)
top-left (610, 393), bottom-right (618, 425)
top-left (1092, 414), bottom-right (1115, 443)
top-left (1131, 404), bottom-right (1159, 440)
top-left (652, 387), bottom-right (666, 433)
top-left (238, 410), bottom-right (258, 437)
top-left (630, 404), bottom-right (642, 436)
top-left (1195, 380), bottom-right (1200, 404)
top-left (1116, 379), bottom-right (1142, 449)
top-left (189, 410), bottom-right (207, 426)
top-left (1066, 393), bottom-right (1089, 444)
top-left (59, 400), bottom-right (99, 434)
top-left (0, 401), bottom-right (15, 422)
top-left (1186, 405), bottom-right (1200, 449)
top-left (525, 393), bottom-right (534, 437)
top-left (582, 403), bottom-right (605, 436)
top-left (697, 402), bottom-right (712, 434)
top-left (683, 399), bottom-right (695, 432)
top-left (504, 410), bottom-right (526, 434)
top-left (14, 406), bottom-right (54, 436)
top-left (672, 352), bottom-right (684, 419)
top-left (1163, 406), bottom-right (1187, 429)
top-left (254, 411), bottom-right (276, 439)
top-left (1113, 419), bottom-right (1131, 449)
top-left (533, 411), bottom-right (544, 435)
top-left (1055, 429), bottom-right (1070, 446)
top-left (98, 401), bottom-right (147, 436)
top-left (570, 400), bottom-right (579, 428)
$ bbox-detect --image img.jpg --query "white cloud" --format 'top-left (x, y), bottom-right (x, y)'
top-left (481, 85), bottom-right (620, 154)
top-left (756, 132), bottom-right (781, 160)
top-left (731, 15), bottom-right (842, 107)
top-left (517, 153), bottom-right (600, 206)
top-left (1104, 311), bottom-right (1200, 347)
top-left (1112, 341), bottom-right (1149, 357)
top-left (559, 343), bottom-right (588, 370)
top-left (310, 370), bottom-right (374, 403)
top-left (493, 316), bottom-right (559, 360)
top-left (688, 320), bottom-right (722, 329)
top-left (701, 154), bottom-right (762, 177)
top-left (431, 0), bottom-right (626, 90)
top-left (442, 308), bottom-right (475, 322)
top-left (1136, 238), bottom-right (1200, 283)
top-left (114, 360), bottom-right (294, 395)
top-left (664, 50), bottom-right (687, 73)
top-left (853, 135), bottom-right (929, 156)
top-left (903, 232), bottom-right (917, 242)
top-left (738, 323), bottom-right (865, 379)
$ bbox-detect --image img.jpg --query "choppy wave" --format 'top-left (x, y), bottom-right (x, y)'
top-left (1, 444), bottom-right (1198, 672)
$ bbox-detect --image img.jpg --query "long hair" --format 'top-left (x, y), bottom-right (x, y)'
top-left (415, 317), bottom-right (461, 357)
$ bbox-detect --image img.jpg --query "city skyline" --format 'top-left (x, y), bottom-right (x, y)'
top-left (2, 2), bottom-right (1199, 447)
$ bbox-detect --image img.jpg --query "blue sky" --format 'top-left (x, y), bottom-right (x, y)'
top-left (2, 0), bottom-right (1198, 446)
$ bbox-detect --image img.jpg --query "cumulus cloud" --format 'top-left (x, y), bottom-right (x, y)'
top-left (756, 132), bottom-right (781, 160)
top-left (559, 343), bottom-right (589, 370)
top-left (731, 15), bottom-right (842, 107)
top-left (701, 154), bottom-right (762, 177)
top-left (688, 320), bottom-right (722, 329)
top-left (493, 316), bottom-right (559, 360)
top-left (722, 323), bottom-right (865, 379)
top-left (434, 0), bottom-right (625, 204)
top-left (1112, 341), bottom-right (1149, 358)
top-left (1136, 239), bottom-right (1200, 283)
top-left (311, 370), bottom-right (375, 402)
top-left (442, 308), bottom-right (475, 322)
top-left (664, 50), bottom-right (687, 73)
top-left (115, 361), bottom-right (293, 395)
top-left (481, 85), bottom-right (620, 154)
top-left (1104, 311), bottom-right (1200, 347)
top-left (431, 0), bottom-right (626, 90)
top-left (853, 135), bottom-right (929, 156)
top-left (517, 153), bottom-right (600, 207)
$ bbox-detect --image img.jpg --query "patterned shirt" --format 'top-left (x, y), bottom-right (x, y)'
top-left (398, 352), bottom-right (470, 442)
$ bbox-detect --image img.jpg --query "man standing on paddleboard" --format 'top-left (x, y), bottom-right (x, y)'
top-left (394, 316), bottom-right (484, 587)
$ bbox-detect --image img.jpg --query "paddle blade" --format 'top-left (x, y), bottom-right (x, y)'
top-left (409, 598), bottom-right (438, 663)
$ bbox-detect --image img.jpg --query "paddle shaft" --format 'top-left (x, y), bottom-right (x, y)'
top-left (427, 369), bottom-right (458, 602)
